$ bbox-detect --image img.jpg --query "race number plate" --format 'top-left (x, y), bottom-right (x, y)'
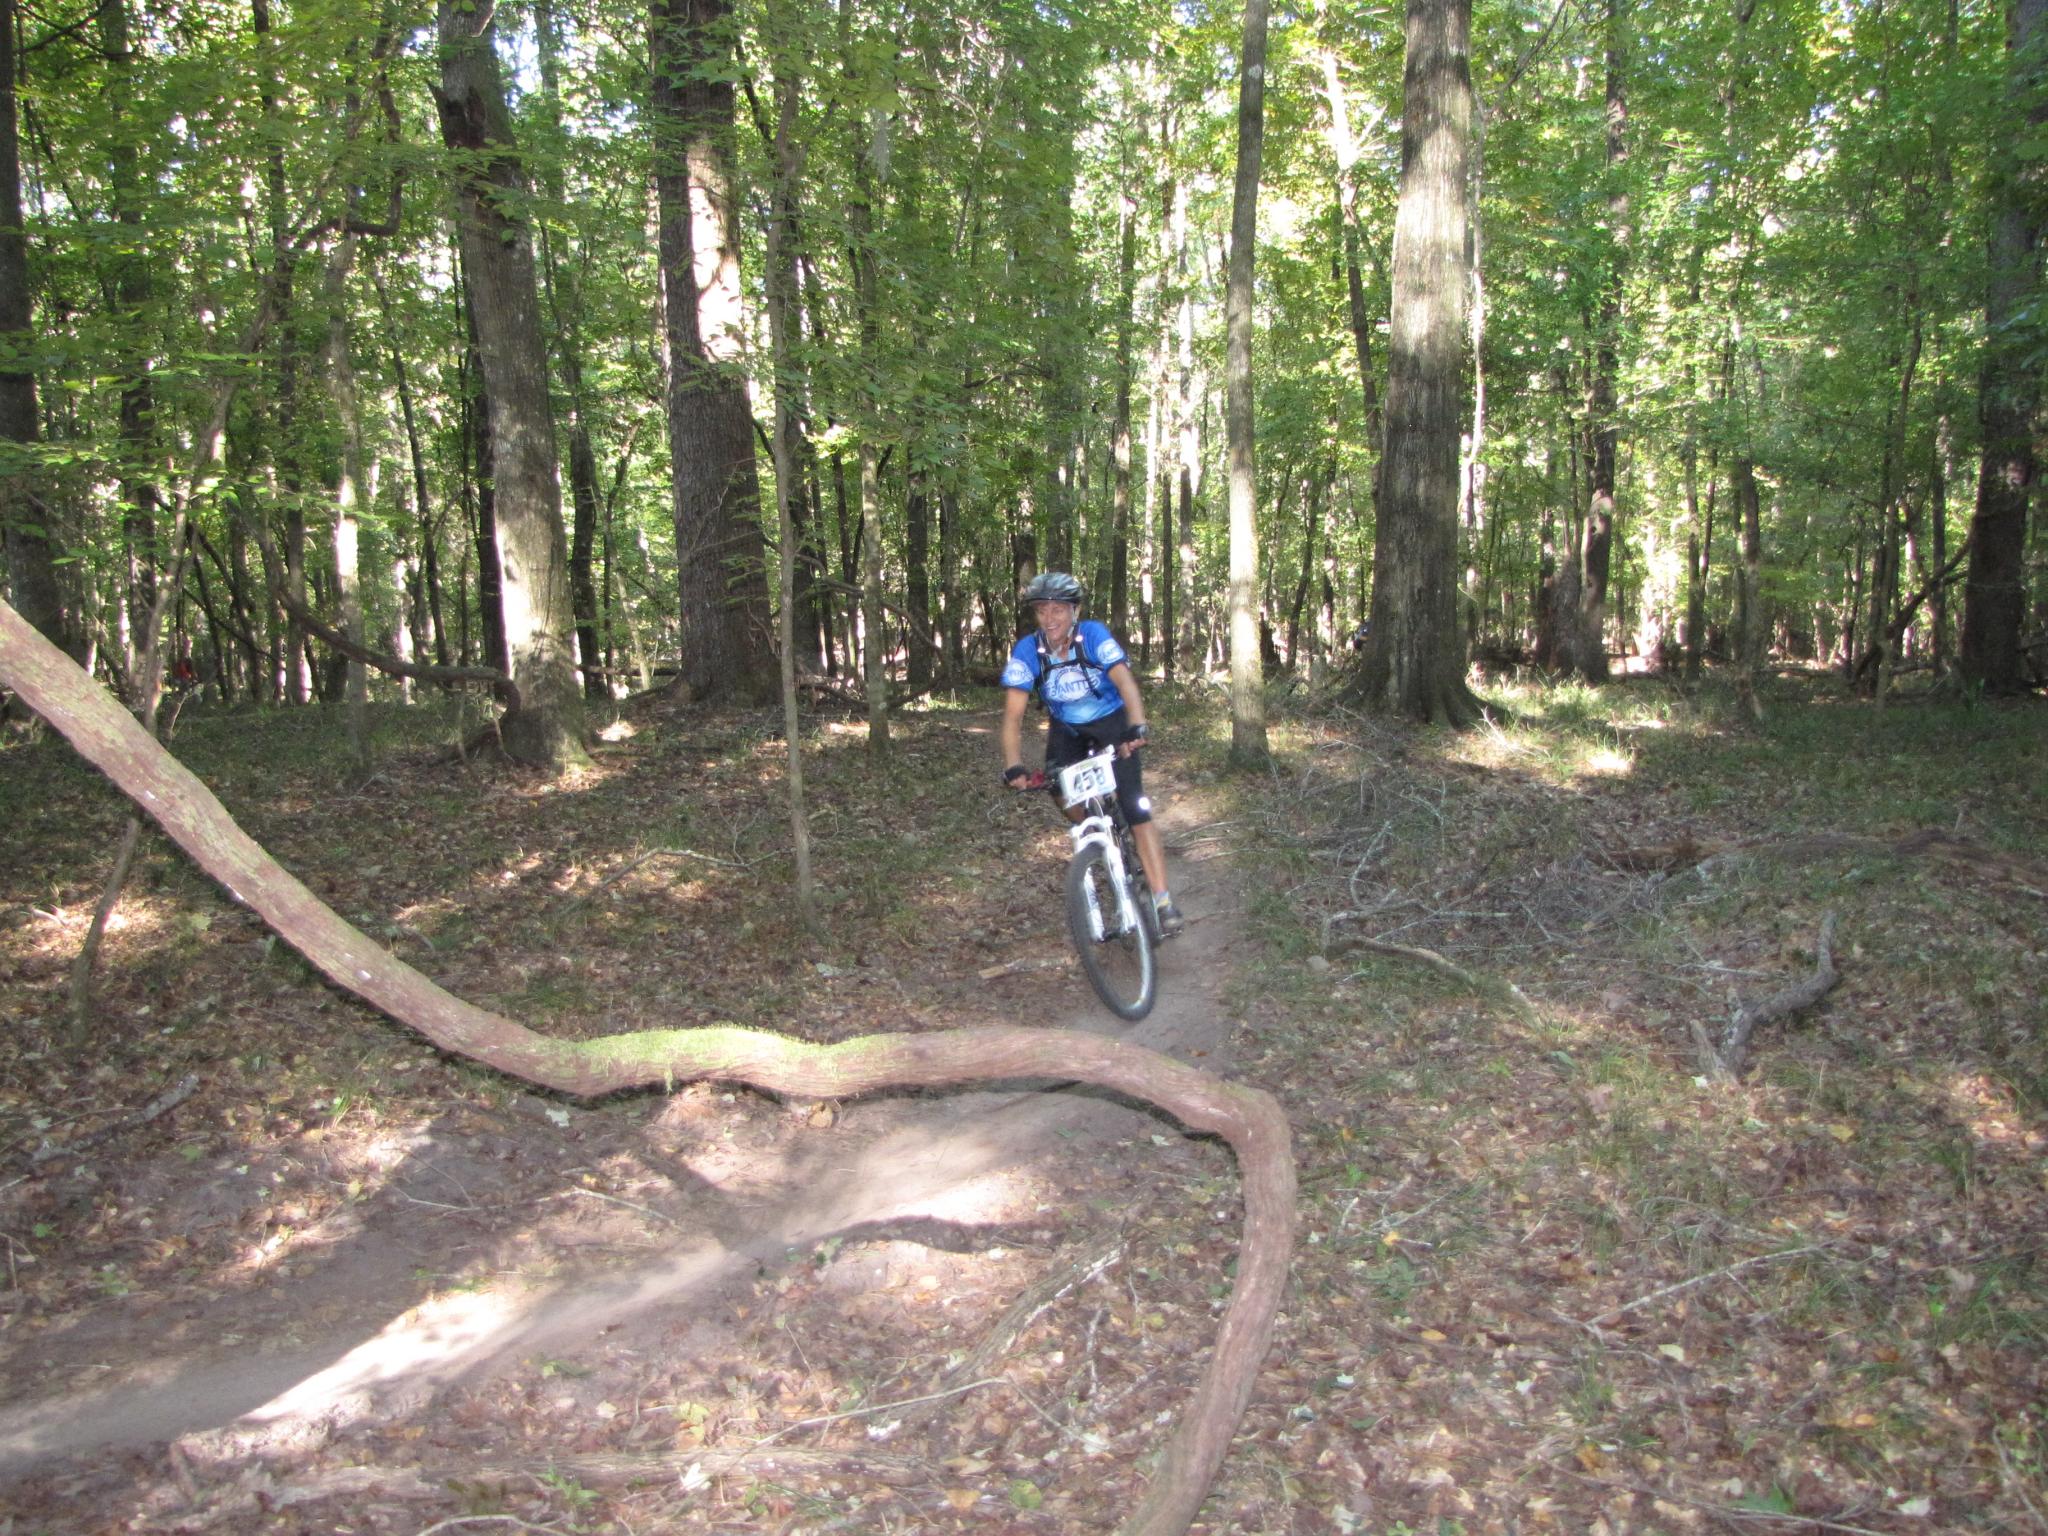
top-left (1058, 751), bottom-right (1118, 808)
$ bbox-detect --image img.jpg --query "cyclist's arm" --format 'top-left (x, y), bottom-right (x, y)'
top-left (1107, 662), bottom-right (1146, 730)
top-left (999, 684), bottom-right (1029, 771)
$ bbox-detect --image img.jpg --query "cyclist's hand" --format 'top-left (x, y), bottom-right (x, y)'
top-left (1003, 764), bottom-right (1033, 791)
top-left (1117, 722), bottom-right (1149, 760)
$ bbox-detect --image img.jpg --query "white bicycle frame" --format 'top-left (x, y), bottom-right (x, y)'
top-left (1058, 751), bottom-right (1141, 941)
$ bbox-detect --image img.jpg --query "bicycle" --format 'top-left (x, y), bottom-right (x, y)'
top-left (1041, 748), bottom-right (1162, 1021)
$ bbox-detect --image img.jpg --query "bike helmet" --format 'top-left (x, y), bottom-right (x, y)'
top-left (1021, 571), bottom-right (1084, 607)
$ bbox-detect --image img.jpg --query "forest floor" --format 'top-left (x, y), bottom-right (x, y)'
top-left (1, 669), bottom-right (2045, 1536)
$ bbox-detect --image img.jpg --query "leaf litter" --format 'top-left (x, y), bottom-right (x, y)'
top-left (0, 675), bottom-right (2042, 1533)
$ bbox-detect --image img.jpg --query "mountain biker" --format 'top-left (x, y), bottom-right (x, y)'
top-left (999, 572), bottom-right (1183, 938)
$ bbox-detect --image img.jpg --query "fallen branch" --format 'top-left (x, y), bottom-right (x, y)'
top-left (1324, 922), bottom-right (1543, 1028)
top-left (1582, 1244), bottom-right (1829, 1327)
top-left (905, 1231), bottom-right (1125, 1422)
top-left (1701, 913), bottom-right (1840, 1081)
top-left (24, 1072), bottom-right (200, 1171)
top-left (563, 845), bottom-right (775, 911)
top-left (0, 597), bottom-right (1296, 1536)
top-left (1598, 830), bottom-right (2047, 902)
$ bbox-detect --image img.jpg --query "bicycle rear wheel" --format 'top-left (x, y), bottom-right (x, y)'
top-left (1120, 823), bottom-right (1163, 944)
top-left (1065, 841), bottom-right (1157, 1021)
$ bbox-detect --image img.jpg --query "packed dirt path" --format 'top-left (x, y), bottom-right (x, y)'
top-left (0, 779), bottom-right (1243, 1499)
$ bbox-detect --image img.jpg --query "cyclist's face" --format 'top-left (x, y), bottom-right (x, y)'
top-left (1034, 600), bottom-right (1077, 644)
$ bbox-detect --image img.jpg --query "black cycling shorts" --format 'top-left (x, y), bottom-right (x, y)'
top-left (1044, 708), bottom-right (1151, 826)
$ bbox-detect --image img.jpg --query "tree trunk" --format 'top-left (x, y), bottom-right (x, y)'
top-left (763, 58), bottom-right (815, 930)
top-left (1320, 42), bottom-right (1383, 451)
top-left (1575, 0), bottom-right (1628, 684)
top-left (319, 233), bottom-right (372, 778)
top-left (1960, 0), bottom-right (2044, 694)
top-left (1733, 452), bottom-right (1765, 720)
top-left (1347, 0), bottom-right (1482, 726)
top-left (650, 0), bottom-right (776, 704)
top-left (859, 446), bottom-right (889, 751)
top-left (100, 0), bottom-right (162, 693)
top-left (906, 469), bottom-right (933, 691)
top-left (1224, 0), bottom-right (1272, 766)
top-left (433, 0), bottom-right (587, 768)
top-left (1112, 171), bottom-right (1138, 643)
top-left (0, 0), bottom-right (70, 664)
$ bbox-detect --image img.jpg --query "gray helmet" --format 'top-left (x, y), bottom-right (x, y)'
top-left (1021, 571), bottom-right (1084, 607)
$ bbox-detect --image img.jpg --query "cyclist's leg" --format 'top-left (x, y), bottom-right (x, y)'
top-left (1043, 716), bottom-right (1088, 825)
top-left (1102, 723), bottom-right (1172, 901)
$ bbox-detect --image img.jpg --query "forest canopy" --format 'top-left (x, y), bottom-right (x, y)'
top-left (0, 0), bottom-right (2041, 725)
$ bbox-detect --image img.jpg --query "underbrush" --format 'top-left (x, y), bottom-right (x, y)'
top-left (1204, 671), bottom-right (2048, 1532)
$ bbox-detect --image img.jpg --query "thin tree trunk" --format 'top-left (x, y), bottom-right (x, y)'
top-left (320, 233), bottom-right (372, 777)
top-left (762, 54), bottom-right (815, 930)
top-left (1112, 160), bottom-right (1138, 642)
top-left (1224, 0), bottom-right (1272, 766)
top-left (1577, 0), bottom-right (1629, 683)
top-left (1733, 453), bottom-right (1765, 721)
top-left (100, 0), bottom-right (162, 694)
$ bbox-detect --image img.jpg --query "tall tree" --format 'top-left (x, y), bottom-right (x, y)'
top-left (433, 0), bottom-right (587, 768)
top-left (1347, 0), bottom-right (1482, 726)
top-left (1574, 0), bottom-right (1630, 683)
top-left (0, 0), bottom-right (70, 660)
top-left (650, 0), bottom-right (776, 703)
top-left (1959, 0), bottom-right (2044, 694)
top-left (1225, 0), bottom-right (1272, 766)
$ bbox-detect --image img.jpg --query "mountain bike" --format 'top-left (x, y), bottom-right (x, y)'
top-left (1047, 749), bottom-right (1161, 1021)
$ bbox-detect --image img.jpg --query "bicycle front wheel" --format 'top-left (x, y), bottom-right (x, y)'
top-left (1065, 842), bottom-right (1157, 1021)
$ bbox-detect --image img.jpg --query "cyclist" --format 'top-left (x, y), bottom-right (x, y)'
top-left (999, 572), bottom-right (1183, 937)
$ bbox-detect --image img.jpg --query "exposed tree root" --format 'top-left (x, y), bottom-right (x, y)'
top-left (0, 599), bottom-right (1296, 1536)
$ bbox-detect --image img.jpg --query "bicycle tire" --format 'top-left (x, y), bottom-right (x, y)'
top-left (1065, 840), bottom-right (1157, 1021)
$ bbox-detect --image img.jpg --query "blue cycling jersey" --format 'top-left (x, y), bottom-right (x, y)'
top-left (1001, 620), bottom-right (1128, 725)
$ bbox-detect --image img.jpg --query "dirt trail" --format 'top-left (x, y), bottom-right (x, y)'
top-left (0, 793), bottom-right (1242, 1483)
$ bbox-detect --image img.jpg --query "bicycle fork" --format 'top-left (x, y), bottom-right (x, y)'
top-left (1069, 814), bottom-right (1138, 940)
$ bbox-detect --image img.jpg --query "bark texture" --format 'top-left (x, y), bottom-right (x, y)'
top-left (650, 0), bottom-right (775, 703)
top-left (1347, 0), bottom-right (1482, 726)
top-left (0, 595), bottom-right (1295, 1536)
top-left (433, 2), bottom-right (587, 767)
top-left (1959, 0), bottom-right (2045, 694)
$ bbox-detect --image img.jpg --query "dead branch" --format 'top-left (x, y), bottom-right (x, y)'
top-left (904, 1231), bottom-right (1125, 1423)
top-left (1599, 829), bottom-right (2047, 903)
top-left (1582, 1244), bottom-right (1829, 1327)
top-left (0, 597), bottom-right (1296, 1536)
top-left (1323, 923), bottom-right (1543, 1028)
top-left (246, 519), bottom-right (517, 705)
top-left (1700, 913), bottom-right (1841, 1081)
top-left (23, 1072), bottom-right (200, 1171)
